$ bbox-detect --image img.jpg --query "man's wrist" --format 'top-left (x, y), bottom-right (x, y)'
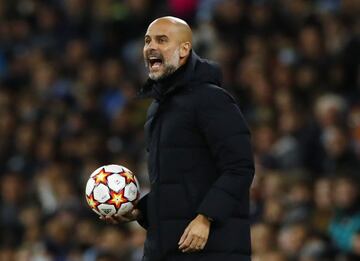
top-left (198, 214), bottom-right (213, 223)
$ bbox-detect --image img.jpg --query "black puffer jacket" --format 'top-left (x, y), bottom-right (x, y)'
top-left (137, 51), bottom-right (254, 261)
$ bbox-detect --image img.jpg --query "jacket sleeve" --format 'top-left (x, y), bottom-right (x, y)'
top-left (196, 86), bottom-right (254, 224)
top-left (136, 194), bottom-right (148, 229)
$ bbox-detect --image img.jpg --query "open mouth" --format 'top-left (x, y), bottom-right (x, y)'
top-left (148, 56), bottom-right (163, 70)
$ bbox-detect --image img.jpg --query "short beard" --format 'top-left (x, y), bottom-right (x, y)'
top-left (148, 48), bottom-right (180, 81)
top-left (149, 64), bottom-right (177, 81)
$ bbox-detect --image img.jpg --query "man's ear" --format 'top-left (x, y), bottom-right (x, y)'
top-left (180, 42), bottom-right (191, 58)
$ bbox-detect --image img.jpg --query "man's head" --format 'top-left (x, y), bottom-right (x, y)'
top-left (143, 16), bottom-right (192, 81)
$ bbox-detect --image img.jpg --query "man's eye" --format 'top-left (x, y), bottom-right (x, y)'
top-left (159, 38), bottom-right (166, 43)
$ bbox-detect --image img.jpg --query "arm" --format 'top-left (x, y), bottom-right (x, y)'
top-left (196, 86), bottom-right (254, 224)
top-left (178, 86), bottom-right (254, 252)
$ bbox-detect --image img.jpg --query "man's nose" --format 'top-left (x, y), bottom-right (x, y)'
top-left (146, 41), bottom-right (158, 51)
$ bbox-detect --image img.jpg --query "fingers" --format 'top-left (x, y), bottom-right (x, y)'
top-left (199, 238), bottom-right (207, 250)
top-left (178, 220), bottom-right (210, 253)
top-left (179, 232), bottom-right (194, 252)
top-left (194, 236), bottom-right (205, 251)
top-left (99, 210), bottom-right (137, 224)
top-left (99, 215), bottom-right (120, 224)
top-left (178, 225), bottom-right (190, 246)
top-left (181, 235), bottom-right (207, 253)
top-left (178, 227), bottom-right (208, 252)
top-left (113, 214), bottom-right (133, 223)
top-left (183, 236), bottom-right (199, 252)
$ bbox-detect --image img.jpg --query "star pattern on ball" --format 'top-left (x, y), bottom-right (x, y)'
top-left (121, 170), bottom-right (136, 183)
top-left (86, 194), bottom-right (99, 209)
top-left (94, 168), bottom-right (111, 185)
top-left (108, 191), bottom-right (128, 209)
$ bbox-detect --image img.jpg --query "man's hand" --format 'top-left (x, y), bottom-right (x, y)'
top-left (99, 209), bottom-right (141, 224)
top-left (178, 214), bottom-right (211, 253)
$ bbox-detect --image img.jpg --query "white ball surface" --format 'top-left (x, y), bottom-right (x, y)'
top-left (85, 178), bottom-right (96, 196)
top-left (93, 183), bottom-right (111, 203)
top-left (85, 164), bottom-right (140, 218)
top-left (124, 182), bottom-right (138, 201)
top-left (107, 174), bottom-right (126, 193)
top-left (98, 204), bottom-right (117, 216)
top-left (117, 202), bottom-right (134, 216)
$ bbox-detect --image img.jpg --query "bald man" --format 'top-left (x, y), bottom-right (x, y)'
top-left (143, 17), bottom-right (192, 81)
top-left (105, 17), bottom-right (254, 261)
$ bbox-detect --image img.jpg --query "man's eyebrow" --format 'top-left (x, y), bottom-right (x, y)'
top-left (144, 34), bottom-right (168, 39)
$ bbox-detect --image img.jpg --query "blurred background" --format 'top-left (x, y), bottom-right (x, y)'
top-left (0, 0), bottom-right (359, 260)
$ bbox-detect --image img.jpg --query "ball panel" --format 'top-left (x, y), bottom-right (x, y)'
top-left (107, 174), bottom-right (126, 193)
top-left (104, 164), bottom-right (124, 173)
top-left (91, 207), bottom-right (101, 216)
top-left (85, 178), bottom-right (96, 196)
top-left (90, 166), bottom-right (104, 178)
top-left (98, 204), bottom-right (116, 216)
top-left (124, 182), bottom-right (138, 201)
top-left (86, 194), bottom-right (99, 209)
top-left (117, 202), bottom-right (134, 216)
top-left (120, 170), bottom-right (136, 184)
top-left (93, 183), bottom-right (111, 203)
top-left (121, 166), bottom-right (132, 173)
top-left (134, 175), bottom-right (140, 191)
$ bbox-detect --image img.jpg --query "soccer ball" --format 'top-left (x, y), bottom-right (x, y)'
top-left (85, 164), bottom-right (140, 217)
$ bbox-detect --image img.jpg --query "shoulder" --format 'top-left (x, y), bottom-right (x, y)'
top-left (188, 84), bottom-right (237, 108)
top-left (188, 84), bottom-right (250, 133)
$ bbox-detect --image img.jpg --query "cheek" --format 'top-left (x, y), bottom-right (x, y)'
top-left (162, 46), bottom-right (177, 60)
top-left (161, 49), bottom-right (170, 60)
top-left (143, 48), bottom-right (147, 58)
top-left (143, 45), bottom-right (152, 56)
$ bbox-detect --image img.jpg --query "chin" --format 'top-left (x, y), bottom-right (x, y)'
top-left (149, 72), bottom-right (164, 81)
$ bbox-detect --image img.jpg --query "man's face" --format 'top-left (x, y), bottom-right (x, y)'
top-left (143, 21), bottom-right (182, 81)
top-left (333, 179), bottom-right (358, 209)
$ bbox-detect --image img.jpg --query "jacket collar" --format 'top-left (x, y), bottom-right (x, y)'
top-left (138, 50), bottom-right (197, 101)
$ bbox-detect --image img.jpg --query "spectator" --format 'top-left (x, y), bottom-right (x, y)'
top-left (329, 176), bottom-right (360, 253)
top-left (251, 222), bottom-right (276, 256)
top-left (278, 222), bottom-right (309, 260)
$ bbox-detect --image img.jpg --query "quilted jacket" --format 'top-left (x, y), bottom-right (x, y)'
top-left (137, 51), bottom-right (254, 261)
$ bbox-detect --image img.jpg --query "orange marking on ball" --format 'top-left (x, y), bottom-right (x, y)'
top-left (121, 170), bottom-right (135, 183)
top-left (94, 168), bottom-right (111, 185)
top-left (108, 191), bottom-right (128, 209)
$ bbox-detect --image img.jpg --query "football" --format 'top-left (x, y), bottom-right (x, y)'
top-left (85, 164), bottom-right (140, 217)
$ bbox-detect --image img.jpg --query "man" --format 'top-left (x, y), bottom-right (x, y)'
top-left (105, 16), bottom-right (254, 261)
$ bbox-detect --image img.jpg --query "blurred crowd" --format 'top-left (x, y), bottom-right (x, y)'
top-left (0, 0), bottom-right (359, 260)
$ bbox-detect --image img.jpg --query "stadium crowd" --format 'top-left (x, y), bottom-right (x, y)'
top-left (0, 0), bottom-right (359, 260)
